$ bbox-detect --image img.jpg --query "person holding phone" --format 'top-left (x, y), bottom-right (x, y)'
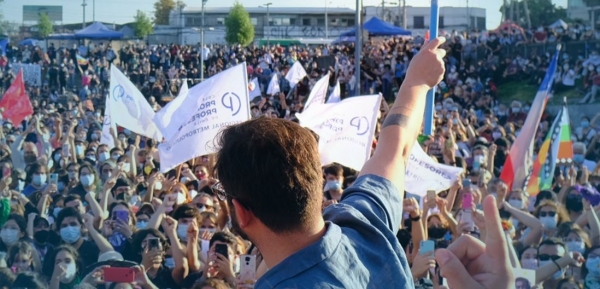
top-left (198, 232), bottom-right (239, 288)
top-left (130, 228), bottom-right (180, 288)
top-left (102, 202), bottom-right (137, 253)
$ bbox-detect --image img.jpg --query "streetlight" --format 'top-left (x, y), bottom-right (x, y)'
top-left (201, 0), bottom-right (207, 82)
top-left (325, 1), bottom-right (331, 38)
top-left (82, 0), bottom-right (87, 29)
top-left (355, 0), bottom-right (361, 96)
top-left (263, 3), bottom-right (272, 47)
top-left (380, 1), bottom-right (397, 22)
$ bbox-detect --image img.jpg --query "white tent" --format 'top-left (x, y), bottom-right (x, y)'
top-left (549, 19), bottom-right (568, 30)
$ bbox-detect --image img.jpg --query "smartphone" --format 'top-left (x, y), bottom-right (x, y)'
top-left (427, 190), bottom-right (436, 202)
top-left (462, 179), bottom-right (471, 189)
top-left (215, 243), bottom-right (229, 258)
top-left (419, 240), bottom-right (435, 255)
top-left (114, 210), bottom-right (129, 224)
top-left (472, 159), bottom-right (480, 171)
top-left (2, 167), bottom-right (10, 178)
top-left (49, 173), bottom-right (58, 185)
top-left (147, 238), bottom-right (160, 251)
top-left (462, 193), bottom-right (473, 209)
top-left (239, 254), bottom-right (256, 288)
top-left (103, 267), bottom-right (135, 283)
top-left (62, 143), bottom-right (70, 157)
top-left (461, 193), bottom-right (475, 231)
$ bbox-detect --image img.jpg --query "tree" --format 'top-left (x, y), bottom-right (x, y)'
top-left (499, 0), bottom-right (566, 28)
top-left (153, 0), bottom-right (185, 25)
top-left (134, 10), bottom-right (154, 39)
top-left (225, 2), bottom-right (255, 46)
top-left (37, 13), bottom-right (54, 38)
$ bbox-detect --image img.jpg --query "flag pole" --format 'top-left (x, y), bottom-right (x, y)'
top-left (424, 0), bottom-right (439, 136)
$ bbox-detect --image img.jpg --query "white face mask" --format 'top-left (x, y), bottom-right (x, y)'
top-left (508, 199), bottom-right (523, 209)
top-left (60, 262), bottom-right (77, 283)
top-left (176, 192), bottom-right (186, 204)
top-left (154, 182), bottom-right (163, 191)
top-left (177, 224), bottom-right (189, 242)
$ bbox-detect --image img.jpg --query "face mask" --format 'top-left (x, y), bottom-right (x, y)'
top-left (67, 171), bottom-right (76, 180)
top-left (122, 164), bottom-right (131, 173)
top-left (521, 258), bottom-right (538, 270)
top-left (53, 207), bottom-right (62, 218)
top-left (60, 262), bottom-right (77, 283)
top-left (539, 260), bottom-right (563, 279)
top-left (508, 199), bottom-right (523, 209)
top-left (586, 257), bottom-right (600, 277)
top-left (474, 155), bottom-right (486, 165)
top-left (91, 134), bottom-right (99, 141)
top-left (112, 154), bottom-right (120, 161)
top-left (492, 132), bottom-right (502, 139)
top-left (539, 216), bottom-right (558, 230)
top-left (34, 230), bottom-right (49, 244)
top-left (33, 174), bottom-right (47, 186)
top-left (75, 145), bottom-right (84, 156)
top-left (53, 154), bottom-right (61, 162)
top-left (129, 195), bottom-right (139, 206)
top-left (435, 105), bottom-right (442, 111)
top-left (573, 154), bottom-right (585, 163)
top-left (177, 224), bottom-right (189, 242)
top-left (326, 180), bottom-right (342, 191)
top-left (102, 172), bottom-right (112, 182)
top-left (60, 226), bottom-right (81, 244)
top-left (176, 192), bottom-right (186, 204)
top-left (136, 221), bottom-right (148, 230)
top-left (98, 152), bottom-right (109, 162)
top-left (582, 121), bottom-right (590, 128)
top-left (0, 228), bottom-right (19, 246)
top-left (566, 241), bottom-right (585, 253)
top-left (199, 228), bottom-right (217, 234)
top-left (80, 174), bottom-right (95, 187)
top-left (512, 107), bottom-right (521, 113)
top-left (16, 180), bottom-right (24, 192)
top-left (164, 257), bottom-right (175, 268)
top-left (180, 177), bottom-right (190, 183)
top-left (154, 182), bottom-right (163, 191)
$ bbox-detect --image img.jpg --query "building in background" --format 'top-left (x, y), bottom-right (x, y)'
top-left (150, 5), bottom-right (486, 44)
top-left (567, 0), bottom-right (589, 22)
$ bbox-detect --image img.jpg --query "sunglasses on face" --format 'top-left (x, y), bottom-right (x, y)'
top-left (538, 254), bottom-right (561, 261)
top-left (539, 211), bottom-right (556, 217)
top-left (195, 203), bottom-right (212, 210)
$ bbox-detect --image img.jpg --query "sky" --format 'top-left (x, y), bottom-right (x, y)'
top-left (2, 0), bottom-right (569, 30)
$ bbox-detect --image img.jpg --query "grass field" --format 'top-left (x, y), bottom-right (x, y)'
top-left (497, 80), bottom-right (584, 106)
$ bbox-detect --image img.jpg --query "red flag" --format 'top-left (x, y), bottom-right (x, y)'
top-left (425, 30), bottom-right (430, 42)
top-left (0, 70), bottom-right (33, 125)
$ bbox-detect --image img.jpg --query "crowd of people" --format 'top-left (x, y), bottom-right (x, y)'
top-left (0, 19), bottom-right (598, 289)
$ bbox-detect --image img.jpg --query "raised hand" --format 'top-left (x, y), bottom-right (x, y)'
top-left (435, 196), bottom-right (514, 288)
top-left (405, 37), bottom-right (447, 89)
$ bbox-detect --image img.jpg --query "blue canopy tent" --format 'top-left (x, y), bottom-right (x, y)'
top-left (75, 22), bottom-right (124, 39)
top-left (340, 17), bottom-right (411, 37)
top-left (19, 38), bottom-right (39, 46)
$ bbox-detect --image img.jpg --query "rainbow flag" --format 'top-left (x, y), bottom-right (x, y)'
top-left (523, 98), bottom-right (573, 196)
top-left (76, 54), bottom-right (88, 65)
top-left (500, 45), bottom-right (560, 190)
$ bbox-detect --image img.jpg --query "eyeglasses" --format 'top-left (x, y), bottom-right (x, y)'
top-left (212, 182), bottom-right (227, 201)
top-left (538, 254), bottom-right (561, 261)
top-left (539, 211), bottom-right (556, 217)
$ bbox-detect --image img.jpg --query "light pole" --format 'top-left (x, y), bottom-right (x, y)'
top-left (93, 0), bottom-right (95, 22)
top-left (82, 0), bottom-right (87, 29)
top-left (263, 3), bottom-right (272, 47)
top-left (325, 1), bottom-right (328, 38)
top-left (355, 0), bottom-right (361, 96)
top-left (201, 0), bottom-right (207, 82)
top-left (380, 1), bottom-right (397, 22)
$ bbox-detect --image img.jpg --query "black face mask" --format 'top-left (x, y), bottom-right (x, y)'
top-left (428, 226), bottom-right (448, 239)
top-left (116, 192), bottom-right (131, 202)
top-left (566, 194), bottom-right (583, 212)
top-left (34, 230), bottom-right (49, 244)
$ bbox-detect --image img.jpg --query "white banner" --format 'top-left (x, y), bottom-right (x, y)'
top-left (285, 61), bottom-right (307, 89)
top-left (101, 95), bottom-right (117, 149)
top-left (109, 66), bottom-right (163, 141)
top-left (297, 94), bottom-right (380, 171)
top-left (327, 81), bottom-right (341, 104)
top-left (266, 73), bottom-right (280, 95)
top-left (158, 63), bottom-right (251, 172)
top-left (304, 72), bottom-right (330, 111)
top-left (152, 81), bottom-right (189, 142)
top-left (405, 143), bottom-right (464, 197)
top-left (249, 78), bottom-right (262, 99)
top-left (12, 63), bottom-right (41, 86)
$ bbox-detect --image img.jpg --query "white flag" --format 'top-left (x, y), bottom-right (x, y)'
top-left (266, 73), bottom-right (280, 95)
top-left (101, 95), bottom-right (117, 149)
top-left (249, 78), bottom-right (262, 99)
top-left (297, 94), bottom-right (380, 171)
top-left (405, 143), bottom-right (464, 197)
top-left (327, 81), bottom-right (341, 103)
top-left (285, 61), bottom-right (307, 89)
top-left (158, 63), bottom-right (251, 172)
top-left (109, 65), bottom-right (163, 141)
top-left (304, 72), bottom-right (330, 111)
top-left (152, 81), bottom-right (189, 142)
